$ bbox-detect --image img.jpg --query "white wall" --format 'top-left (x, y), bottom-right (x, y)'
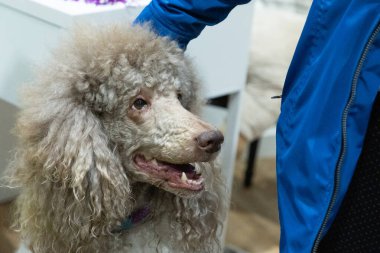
top-left (0, 99), bottom-right (19, 202)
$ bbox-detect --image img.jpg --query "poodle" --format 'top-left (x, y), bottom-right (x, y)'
top-left (7, 24), bottom-right (227, 253)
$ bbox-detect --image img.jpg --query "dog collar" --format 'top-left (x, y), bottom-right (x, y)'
top-left (115, 206), bottom-right (151, 232)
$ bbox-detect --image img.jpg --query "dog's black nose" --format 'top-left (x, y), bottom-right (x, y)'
top-left (196, 130), bottom-right (224, 153)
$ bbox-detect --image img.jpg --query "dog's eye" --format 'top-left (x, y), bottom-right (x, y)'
top-left (133, 98), bottom-right (148, 110)
top-left (177, 92), bottom-right (183, 101)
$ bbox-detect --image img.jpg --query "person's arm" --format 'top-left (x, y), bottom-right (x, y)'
top-left (134, 0), bottom-right (251, 49)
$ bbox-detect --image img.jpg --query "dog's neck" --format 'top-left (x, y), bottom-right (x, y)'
top-left (115, 206), bottom-right (151, 232)
top-left (115, 183), bottom-right (164, 232)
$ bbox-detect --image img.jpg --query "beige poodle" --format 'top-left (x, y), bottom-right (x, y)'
top-left (7, 24), bottom-right (227, 253)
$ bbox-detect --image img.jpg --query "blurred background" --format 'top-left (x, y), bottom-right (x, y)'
top-left (0, 0), bottom-right (311, 252)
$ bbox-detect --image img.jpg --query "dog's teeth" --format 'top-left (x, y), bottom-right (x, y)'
top-left (187, 179), bottom-right (197, 185)
top-left (187, 178), bottom-right (203, 185)
top-left (181, 172), bottom-right (188, 182)
top-left (151, 159), bottom-right (158, 166)
top-left (145, 155), bottom-right (152, 161)
top-left (193, 164), bottom-right (201, 175)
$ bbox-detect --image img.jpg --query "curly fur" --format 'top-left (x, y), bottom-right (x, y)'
top-left (6, 24), bottom-right (227, 253)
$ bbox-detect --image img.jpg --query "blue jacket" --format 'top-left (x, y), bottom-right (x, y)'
top-left (135, 1), bottom-right (380, 252)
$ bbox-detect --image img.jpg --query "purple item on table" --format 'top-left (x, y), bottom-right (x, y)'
top-left (67, 0), bottom-right (127, 5)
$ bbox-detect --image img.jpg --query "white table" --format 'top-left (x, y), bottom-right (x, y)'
top-left (0, 1), bottom-right (254, 236)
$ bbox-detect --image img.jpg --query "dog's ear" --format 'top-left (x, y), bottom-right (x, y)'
top-left (10, 81), bottom-right (133, 247)
top-left (48, 104), bottom-right (131, 213)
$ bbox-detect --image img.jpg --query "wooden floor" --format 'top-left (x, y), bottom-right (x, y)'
top-left (0, 156), bottom-right (279, 253)
top-left (226, 157), bottom-right (279, 253)
top-left (0, 202), bottom-right (20, 253)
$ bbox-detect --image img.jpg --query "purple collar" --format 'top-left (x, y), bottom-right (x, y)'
top-left (114, 206), bottom-right (151, 233)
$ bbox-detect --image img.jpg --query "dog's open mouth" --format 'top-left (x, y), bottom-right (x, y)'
top-left (134, 154), bottom-right (204, 191)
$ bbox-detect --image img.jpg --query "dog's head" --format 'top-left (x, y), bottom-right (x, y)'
top-left (16, 24), bottom-right (223, 199)
top-left (72, 25), bottom-right (223, 198)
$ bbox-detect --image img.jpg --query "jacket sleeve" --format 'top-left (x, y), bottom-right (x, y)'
top-left (134, 0), bottom-right (251, 49)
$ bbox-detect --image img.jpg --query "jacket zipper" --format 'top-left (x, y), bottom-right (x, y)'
top-left (311, 22), bottom-right (380, 253)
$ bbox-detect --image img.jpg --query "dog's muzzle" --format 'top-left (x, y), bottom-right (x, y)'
top-left (196, 130), bottom-right (224, 153)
